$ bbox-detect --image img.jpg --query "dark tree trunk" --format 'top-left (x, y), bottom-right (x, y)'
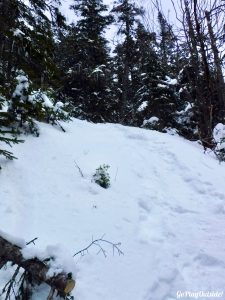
top-left (205, 10), bottom-right (225, 122)
top-left (182, 0), bottom-right (214, 148)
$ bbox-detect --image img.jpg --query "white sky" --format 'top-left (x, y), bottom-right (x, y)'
top-left (60, 0), bottom-right (176, 25)
top-left (59, 0), bottom-right (177, 47)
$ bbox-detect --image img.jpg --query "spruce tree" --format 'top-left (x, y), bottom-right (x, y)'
top-left (158, 11), bottom-right (178, 77)
top-left (58, 0), bottom-right (115, 122)
top-left (131, 23), bottom-right (179, 131)
top-left (0, 0), bottom-right (64, 95)
top-left (0, 0), bottom-right (67, 135)
top-left (112, 0), bottom-right (144, 123)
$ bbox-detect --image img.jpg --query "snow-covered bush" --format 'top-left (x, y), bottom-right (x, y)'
top-left (29, 90), bottom-right (70, 124)
top-left (175, 102), bottom-right (198, 139)
top-left (93, 165), bottom-right (110, 189)
top-left (142, 116), bottom-right (160, 130)
top-left (213, 123), bottom-right (225, 161)
top-left (8, 71), bottom-right (70, 136)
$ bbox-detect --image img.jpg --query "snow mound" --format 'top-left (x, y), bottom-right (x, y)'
top-left (0, 119), bottom-right (225, 300)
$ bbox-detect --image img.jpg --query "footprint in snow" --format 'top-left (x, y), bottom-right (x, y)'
top-left (88, 186), bottom-right (99, 195)
top-left (138, 199), bottom-right (152, 213)
top-left (138, 199), bottom-right (176, 244)
top-left (210, 191), bottom-right (225, 201)
top-left (126, 133), bottom-right (148, 141)
top-left (122, 217), bottom-right (132, 223)
top-left (133, 170), bottom-right (144, 179)
top-left (213, 203), bottom-right (225, 214)
top-left (144, 268), bottom-right (179, 300)
top-left (170, 206), bottom-right (198, 215)
top-left (193, 253), bottom-right (225, 268)
top-left (138, 213), bottom-right (166, 244)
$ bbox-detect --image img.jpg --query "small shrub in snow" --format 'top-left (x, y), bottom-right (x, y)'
top-left (93, 165), bottom-right (110, 189)
top-left (213, 123), bottom-right (225, 161)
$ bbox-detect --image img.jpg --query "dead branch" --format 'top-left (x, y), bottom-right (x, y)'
top-left (26, 237), bottom-right (38, 246)
top-left (74, 161), bottom-right (84, 177)
top-left (0, 235), bottom-right (75, 299)
top-left (73, 235), bottom-right (124, 258)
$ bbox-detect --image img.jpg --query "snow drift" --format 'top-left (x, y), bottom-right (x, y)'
top-left (0, 119), bottom-right (225, 300)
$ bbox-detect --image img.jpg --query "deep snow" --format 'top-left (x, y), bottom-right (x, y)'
top-left (0, 119), bottom-right (225, 300)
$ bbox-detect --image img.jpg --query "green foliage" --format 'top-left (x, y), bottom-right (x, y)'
top-left (56, 0), bottom-right (116, 122)
top-left (93, 164), bottom-right (110, 189)
top-left (0, 94), bottom-right (24, 163)
top-left (7, 72), bottom-right (70, 136)
top-left (0, 129), bottom-right (24, 164)
top-left (0, 0), bottom-right (65, 99)
top-left (215, 147), bottom-right (225, 162)
top-left (112, 0), bottom-right (144, 122)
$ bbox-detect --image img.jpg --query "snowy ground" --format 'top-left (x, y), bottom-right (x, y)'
top-left (0, 119), bottom-right (225, 300)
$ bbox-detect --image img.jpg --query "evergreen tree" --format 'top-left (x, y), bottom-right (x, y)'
top-left (132, 23), bottom-right (179, 131)
top-left (158, 11), bottom-right (178, 77)
top-left (0, 0), bottom-right (64, 95)
top-left (57, 0), bottom-right (115, 122)
top-left (131, 23), bottom-right (159, 125)
top-left (112, 0), bottom-right (144, 123)
top-left (113, 7), bottom-right (180, 131)
top-left (0, 0), bottom-right (68, 135)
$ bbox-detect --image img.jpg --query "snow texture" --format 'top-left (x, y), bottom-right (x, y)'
top-left (0, 119), bottom-right (225, 300)
top-left (137, 101), bottom-right (148, 112)
top-left (143, 116), bottom-right (159, 126)
top-left (0, 229), bottom-right (25, 248)
top-left (165, 76), bottom-right (178, 85)
top-left (13, 29), bottom-right (25, 37)
top-left (157, 83), bottom-right (168, 88)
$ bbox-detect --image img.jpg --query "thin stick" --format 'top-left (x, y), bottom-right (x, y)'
top-left (74, 161), bottom-right (84, 178)
top-left (73, 235), bottom-right (124, 257)
top-left (26, 237), bottom-right (38, 246)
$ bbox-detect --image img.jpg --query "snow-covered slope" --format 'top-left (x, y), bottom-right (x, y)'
top-left (1, 119), bottom-right (225, 300)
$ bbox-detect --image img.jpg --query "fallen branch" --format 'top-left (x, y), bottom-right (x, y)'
top-left (0, 235), bottom-right (75, 299)
top-left (2, 266), bottom-right (20, 300)
top-left (73, 235), bottom-right (124, 258)
top-left (0, 234), bottom-right (123, 299)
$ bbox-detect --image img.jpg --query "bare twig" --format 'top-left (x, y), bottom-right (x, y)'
top-left (74, 161), bottom-right (84, 178)
top-left (73, 235), bottom-right (124, 258)
top-left (26, 237), bottom-right (38, 246)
